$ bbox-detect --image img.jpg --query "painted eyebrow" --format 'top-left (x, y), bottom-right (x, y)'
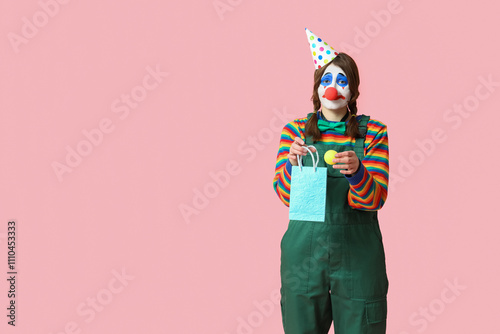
top-left (324, 72), bottom-right (346, 77)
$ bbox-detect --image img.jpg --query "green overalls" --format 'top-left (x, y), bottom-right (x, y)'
top-left (280, 113), bottom-right (389, 334)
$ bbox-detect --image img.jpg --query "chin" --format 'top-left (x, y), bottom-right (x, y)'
top-left (321, 100), bottom-right (348, 111)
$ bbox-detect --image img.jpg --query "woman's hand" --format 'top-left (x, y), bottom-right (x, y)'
top-left (288, 137), bottom-right (317, 166)
top-left (332, 151), bottom-right (360, 175)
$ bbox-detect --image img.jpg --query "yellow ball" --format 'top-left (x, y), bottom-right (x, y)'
top-left (324, 150), bottom-right (338, 165)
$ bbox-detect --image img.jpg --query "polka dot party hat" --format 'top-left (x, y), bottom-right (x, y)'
top-left (305, 28), bottom-right (339, 69)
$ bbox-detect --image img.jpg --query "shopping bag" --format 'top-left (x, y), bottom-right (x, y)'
top-left (289, 145), bottom-right (327, 222)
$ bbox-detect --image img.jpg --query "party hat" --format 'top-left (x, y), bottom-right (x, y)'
top-left (305, 28), bottom-right (339, 69)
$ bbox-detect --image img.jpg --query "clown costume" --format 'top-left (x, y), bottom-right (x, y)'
top-left (272, 28), bottom-right (390, 334)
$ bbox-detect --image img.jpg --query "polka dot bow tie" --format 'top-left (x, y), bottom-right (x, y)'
top-left (317, 118), bottom-right (346, 134)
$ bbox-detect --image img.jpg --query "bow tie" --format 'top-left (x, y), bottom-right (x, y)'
top-left (317, 118), bottom-right (346, 134)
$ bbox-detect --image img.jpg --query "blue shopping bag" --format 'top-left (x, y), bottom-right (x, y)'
top-left (289, 145), bottom-right (327, 222)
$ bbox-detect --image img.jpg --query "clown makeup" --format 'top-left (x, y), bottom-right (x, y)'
top-left (318, 63), bottom-right (351, 111)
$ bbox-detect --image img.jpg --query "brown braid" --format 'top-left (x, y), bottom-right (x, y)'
top-left (346, 99), bottom-right (362, 138)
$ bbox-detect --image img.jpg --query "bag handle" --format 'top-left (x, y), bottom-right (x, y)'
top-left (297, 145), bottom-right (319, 172)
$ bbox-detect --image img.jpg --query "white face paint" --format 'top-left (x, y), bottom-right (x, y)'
top-left (317, 63), bottom-right (351, 110)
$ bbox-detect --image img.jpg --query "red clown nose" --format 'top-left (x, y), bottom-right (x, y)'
top-left (323, 87), bottom-right (345, 101)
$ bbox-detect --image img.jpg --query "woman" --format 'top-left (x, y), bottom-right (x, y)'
top-left (272, 29), bottom-right (390, 334)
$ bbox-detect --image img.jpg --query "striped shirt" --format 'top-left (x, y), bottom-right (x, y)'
top-left (272, 113), bottom-right (389, 211)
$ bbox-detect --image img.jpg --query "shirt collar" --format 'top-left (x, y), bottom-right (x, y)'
top-left (318, 110), bottom-right (350, 122)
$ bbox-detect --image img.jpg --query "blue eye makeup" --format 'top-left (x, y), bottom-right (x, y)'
top-left (321, 73), bottom-right (333, 87)
top-left (321, 72), bottom-right (348, 88)
top-left (336, 73), bottom-right (348, 87)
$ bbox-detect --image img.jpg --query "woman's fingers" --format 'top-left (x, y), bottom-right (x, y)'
top-left (291, 137), bottom-right (316, 155)
top-left (332, 150), bottom-right (355, 163)
top-left (332, 150), bottom-right (360, 174)
top-left (333, 156), bottom-right (353, 164)
top-left (288, 138), bottom-right (317, 167)
top-left (290, 141), bottom-right (307, 155)
top-left (334, 150), bottom-right (354, 158)
top-left (294, 137), bottom-right (304, 145)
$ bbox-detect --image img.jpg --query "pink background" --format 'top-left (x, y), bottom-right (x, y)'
top-left (1, 0), bottom-right (499, 333)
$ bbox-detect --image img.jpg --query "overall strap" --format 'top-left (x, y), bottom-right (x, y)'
top-left (354, 114), bottom-right (370, 159)
top-left (305, 112), bottom-right (315, 145)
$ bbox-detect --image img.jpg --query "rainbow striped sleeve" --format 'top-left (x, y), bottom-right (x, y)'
top-left (272, 119), bottom-right (306, 207)
top-left (346, 119), bottom-right (389, 210)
